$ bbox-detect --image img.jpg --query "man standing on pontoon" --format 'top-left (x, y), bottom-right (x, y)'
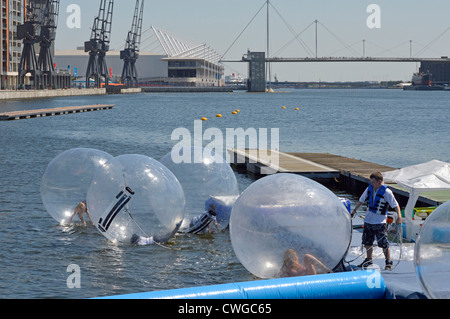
top-left (351, 172), bottom-right (402, 270)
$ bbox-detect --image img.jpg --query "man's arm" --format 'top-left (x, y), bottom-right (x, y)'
top-left (385, 189), bottom-right (403, 229)
top-left (351, 188), bottom-right (369, 217)
top-left (394, 205), bottom-right (402, 230)
top-left (351, 201), bottom-right (364, 217)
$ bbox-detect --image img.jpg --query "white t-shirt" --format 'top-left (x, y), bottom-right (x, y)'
top-left (359, 186), bottom-right (399, 225)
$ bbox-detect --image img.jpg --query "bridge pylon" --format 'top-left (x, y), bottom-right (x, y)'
top-left (246, 51), bottom-right (266, 92)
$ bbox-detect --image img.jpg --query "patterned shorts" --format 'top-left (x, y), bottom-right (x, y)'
top-left (362, 223), bottom-right (389, 248)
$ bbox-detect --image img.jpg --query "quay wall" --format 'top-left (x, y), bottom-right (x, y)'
top-left (0, 88), bottom-right (106, 100)
top-left (142, 86), bottom-right (243, 93)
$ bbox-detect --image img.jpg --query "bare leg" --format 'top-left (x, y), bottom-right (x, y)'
top-left (304, 254), bottom-right (331, 274)
top-left (304, 262), bottom-right (317, 275)
top-left (383, 247), bottom-right (391, 260)
top-left (79, 215), bottom-right (87, 226)
top-left (365, 245), bottom-right (373, 259)
top-left (86, 210), bottom-right (95, 226)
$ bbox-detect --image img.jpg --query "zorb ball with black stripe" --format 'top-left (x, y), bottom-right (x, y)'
top-left (86, 154), bottom-right (185, 244)
top-left (41, 148), bottom-right (113, 226)
top-left (230, 173), bottom-right (352, 279)
top-left (160, 146), bottom-right (239, 231)
top-left (415, 200), bottom-right (450, 299)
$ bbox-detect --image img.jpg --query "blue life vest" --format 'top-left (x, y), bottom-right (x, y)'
top-left (367, 184), bottom-right (389, 215)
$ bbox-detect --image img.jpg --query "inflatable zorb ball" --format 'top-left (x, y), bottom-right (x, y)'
top-left (230, 173), bottom-right (352, 279)
top-left (41, 148), bottom-right (113, 225)
top-left (160, 146), bottom-right (239, 231)
top-left (87, 154), bottom-right (185, 244)
top-left (415, 201), bottom-right (450, 299)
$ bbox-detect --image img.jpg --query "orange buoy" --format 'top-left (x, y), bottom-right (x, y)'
top-left (295, 108), bottom-right (299, 111)
top-left (232, 111), bottom-right (238, 115)
top-left (201, 117), bottom-right (208, 121)
top-left (216, 114), bottom-right (223, 118)
top-left (281, 106), bottom-right (286, 109)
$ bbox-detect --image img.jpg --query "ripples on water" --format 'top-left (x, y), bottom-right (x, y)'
top-left (0, 89), bottom-right (449, 298)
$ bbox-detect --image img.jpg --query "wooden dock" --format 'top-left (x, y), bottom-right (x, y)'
top-left (0, 104), bottom-right (114, 121)
top-left (228, 149), bottom-right (450, 206)
top-left (288, 152), bottom-right (396, 181)
top-left (229, 148), bottom-right (341, 179)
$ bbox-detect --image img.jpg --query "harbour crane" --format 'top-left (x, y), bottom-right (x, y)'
top-left (85, 0), bottom-right (114, 88)
top-left (120, 0), bottom-right (144, 88)
top-left (17, 2), bottom-right (42, 89)
top-left (37, 0), bottom-right (60, 88)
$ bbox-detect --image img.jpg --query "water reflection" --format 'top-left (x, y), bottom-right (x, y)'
top-left (1, 90), bottom-right (449, 298)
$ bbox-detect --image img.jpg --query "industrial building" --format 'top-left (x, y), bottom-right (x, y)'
top-left (55, 49), bottom-right (168, 86)
top-left (420, 60), bottom-right (450, 85)
top-left (1, 0), bottom-right (223, 90)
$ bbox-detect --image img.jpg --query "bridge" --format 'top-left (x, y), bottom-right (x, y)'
top-left (221, 51), bottom-right (450, 92)
top-left (218, 1), bottom-right (450, 92)
top-left (222, 57), bottom-right (450, 63)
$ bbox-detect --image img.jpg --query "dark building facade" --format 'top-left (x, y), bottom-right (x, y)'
top-left (420, 61), bottom-right (450, 84)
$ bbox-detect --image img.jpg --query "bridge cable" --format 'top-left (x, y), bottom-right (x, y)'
top-left (327, 39), bottom-right (365, 57)
top-left (415, 26), bottom-right (450, 57)
top-left (370, 40), bottom-right (412, 58)
top-left (317, 21), bottom-right (360, 57)
top-left (269, 2), bottom-right (315, 57)
top-left (221, 1), bottom-right (267, 59)
top-left (411, 40), bottom-right (442, 58)
top-left (272, 20), bottom-right (316, 57)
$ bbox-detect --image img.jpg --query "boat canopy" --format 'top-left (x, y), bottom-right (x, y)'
top-left (383, 160), bottom-right (450, 241)
top-left (383, 160), bottom-right (450, 192)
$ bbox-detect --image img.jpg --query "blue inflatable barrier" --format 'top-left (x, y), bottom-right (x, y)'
top-left (99, 270), bottom-right (385, 299)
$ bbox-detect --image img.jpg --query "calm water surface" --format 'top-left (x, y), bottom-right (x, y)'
top-left (0, 89), bottom-right (449, 298)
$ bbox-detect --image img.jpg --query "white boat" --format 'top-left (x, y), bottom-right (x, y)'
top-left (225, 73), bottom-right (245, 86)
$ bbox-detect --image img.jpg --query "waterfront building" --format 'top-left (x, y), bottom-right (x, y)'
top-left (153, 26), bottom-right (223, 87)
top-left (54, 26), bottom-right (224, 87)
top-left (1, 0), bottom-right (24, 90)
top-left (164, 56), bottom-right (224, 87)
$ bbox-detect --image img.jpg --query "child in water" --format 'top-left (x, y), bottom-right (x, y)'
top-left (277, 249), bottom-right (332, 277)
top-left (183, 203), bottom-right (220, 234)
top-left (68, 201), bottom-right (94, 226)
top-left (130, 220), bottom-right (182, 246)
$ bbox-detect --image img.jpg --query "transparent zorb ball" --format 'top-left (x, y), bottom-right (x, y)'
top-left (415, 201), bottom-right (450, 299)
top-left (230, 173), bottom-right (351, 279)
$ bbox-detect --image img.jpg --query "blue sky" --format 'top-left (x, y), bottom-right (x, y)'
top-left (56, 0), bottom-right (450, 81)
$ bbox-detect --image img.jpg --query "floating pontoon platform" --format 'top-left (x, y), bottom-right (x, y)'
top-left (0, 104), bottom-right (114, 121)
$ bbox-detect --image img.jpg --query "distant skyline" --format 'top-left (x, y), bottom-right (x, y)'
top-left (56, 0), bottom-right (450, 81)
